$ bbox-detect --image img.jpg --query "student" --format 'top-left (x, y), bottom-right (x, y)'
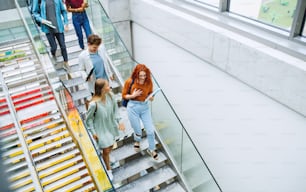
top-left (32, 0), bottom-right (70, 70)
top-left (78, 34), bottom-right (114, 106)
top-left (65, 0), bottom-right (92, 50)
top-left (86, 79), bottom-right (125, 181)
top-left (122, 64), bottom-right (159, 160)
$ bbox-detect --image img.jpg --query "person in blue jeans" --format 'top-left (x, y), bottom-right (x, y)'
top-left (65, 0), bottom-right (92, 50)
top-left (33, 0), bottom-right (69, 70)
top-left (122, 64), bottom-right (159, 160)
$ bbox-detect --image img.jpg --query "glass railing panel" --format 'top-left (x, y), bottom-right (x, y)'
top-left (151, 88), bottom-right (183, 170)
top-left (16, 0), bottom-right (47, 54)
top-left (87, 1), bottom-right (221, 191)
top-left (151, 81), bottom-right (221, 191)
top-left (181, 130), bottom-right (220, 192)
top-left (116, 61), bottom-right (135, 81)
top-left (87, 1), bottom-right (135, 81)
top-left (47, 82), bottom-right (115, 192)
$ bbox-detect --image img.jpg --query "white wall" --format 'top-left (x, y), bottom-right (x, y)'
top-left (132, 21), bottom-right (306, 192)
top-left (129, 0), bottom-right (306, 116)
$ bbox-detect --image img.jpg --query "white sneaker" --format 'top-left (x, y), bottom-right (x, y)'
top-left (107, 170), bottom-right (113, 181)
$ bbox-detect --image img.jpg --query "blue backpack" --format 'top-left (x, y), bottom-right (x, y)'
top-left (122, 79), bottom-right (134, 107)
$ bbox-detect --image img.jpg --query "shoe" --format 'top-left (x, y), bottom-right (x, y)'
top-left (134, 142), bottom-right (140, 152)
top-left (147, 149), bottom-right (159, 160)
top-left (63, 62), bottom-right (70, 71)
top-left (50, 51), bottom-right (56, 59)
top-left (107, 170), bottom-right (113, 181)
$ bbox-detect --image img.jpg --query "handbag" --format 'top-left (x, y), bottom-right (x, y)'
top-left (86, 67), bottom-right (94, 81)
top-left (122, 79), bottom-right (134, 107)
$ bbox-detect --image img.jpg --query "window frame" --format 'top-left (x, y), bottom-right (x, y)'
top-left (188, 0), bottom-right (306, 42)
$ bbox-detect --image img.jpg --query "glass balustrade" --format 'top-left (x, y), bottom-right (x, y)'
top-left (86, 1), bottom-right (221, 191)
top-left (13, 0), bottom-right (47, 54)
top-left (87, 2), bottom-right (136, 82)
top-left (53, 83), bottom-right (115, 192)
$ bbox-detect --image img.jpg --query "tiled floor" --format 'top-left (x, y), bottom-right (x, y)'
top-left (132, 23), bottom-right (306, 192)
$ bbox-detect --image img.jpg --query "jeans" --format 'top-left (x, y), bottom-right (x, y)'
top-left (46, 32), bottom-right (68, 62)
top-left (127, 100), bottom-right (156, 151)
top-left (72, 12), bottom-right (91, 49)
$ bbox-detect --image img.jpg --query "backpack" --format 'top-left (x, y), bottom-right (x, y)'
top-left (122, 79), bottom-right (134, 107)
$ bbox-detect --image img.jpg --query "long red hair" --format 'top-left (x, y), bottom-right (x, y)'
top-left (131, 64), bottom-right (152, 84)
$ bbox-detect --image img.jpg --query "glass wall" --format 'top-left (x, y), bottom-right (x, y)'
top-left (195, 0), bottom-right (219, 7)
top-left (230, 0), bottom-right (298, 30)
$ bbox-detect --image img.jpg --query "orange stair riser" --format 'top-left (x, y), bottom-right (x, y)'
top-left (20, 112), bottom-right (49, 125)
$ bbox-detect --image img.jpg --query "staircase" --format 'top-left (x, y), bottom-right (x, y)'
top-left (0, 0), bottom-right (223, 191)
top-left (51, 9), bottom-right (189, 192)
top-left (0, 40), bottom-right (97, 192)
top-left (41, 19), bottom-right (91, 116)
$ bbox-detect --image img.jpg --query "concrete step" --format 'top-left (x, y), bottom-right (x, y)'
top-left (116, 165), bottom-right (177, 192)
top-left (159, 182), bottom-right (186, 192)
top-left (113, 151), bottom-right (167, 185)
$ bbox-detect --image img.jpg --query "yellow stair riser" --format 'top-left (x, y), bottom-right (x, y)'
top-left (42, 167), bottom-right (83, 186)
top-left (6, 150), bottom-right (23, 158)
top-left (37, 153), bottom-right (78, 172)
top-left (28, 133), bottom-right (70, 151)
top-left (6, 155), bottom-right (25, 164)
top-left (39, 160), bottom-right (81, 179)
top-left (11, 178), bottom-right (32, 189)
top-left (9, 171), bottom-right (30, 182)
top-left (44, 174), bottom-right (88, 192)
top-left (65, 182), bottom-right (94, 192)
top-left (22, 186), bottom-right (35, 192)
top-left (25, 127), bottom-right (67, 144)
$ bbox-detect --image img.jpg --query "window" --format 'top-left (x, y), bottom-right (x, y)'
top-left (230, 0), bottom-right (298, 30)
top-left (195, 0), bottom-right (219, 7)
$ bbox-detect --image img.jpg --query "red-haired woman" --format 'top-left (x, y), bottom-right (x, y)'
top-left (122, 64), bottom-right (158, 160)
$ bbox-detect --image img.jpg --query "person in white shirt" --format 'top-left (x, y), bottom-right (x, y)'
top-left (78, 34), bottom-right (114, 107)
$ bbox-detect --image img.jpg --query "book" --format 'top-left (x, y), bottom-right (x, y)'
top-left (144, 88), bottom-right (161, 103)
top-left (43, 19), bottom-right (56, 29)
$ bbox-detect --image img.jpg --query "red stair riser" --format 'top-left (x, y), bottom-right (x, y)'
top-left (20, 112), bottom-right (49, 125)
top-left (13, 92), bottom-right (52, 105)
top-left (15, 96), bottom-right (54, 111)
top-left (0, 123), bottom-right (14, 131)
top-left (11, 87), bottom-right (50, 99)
